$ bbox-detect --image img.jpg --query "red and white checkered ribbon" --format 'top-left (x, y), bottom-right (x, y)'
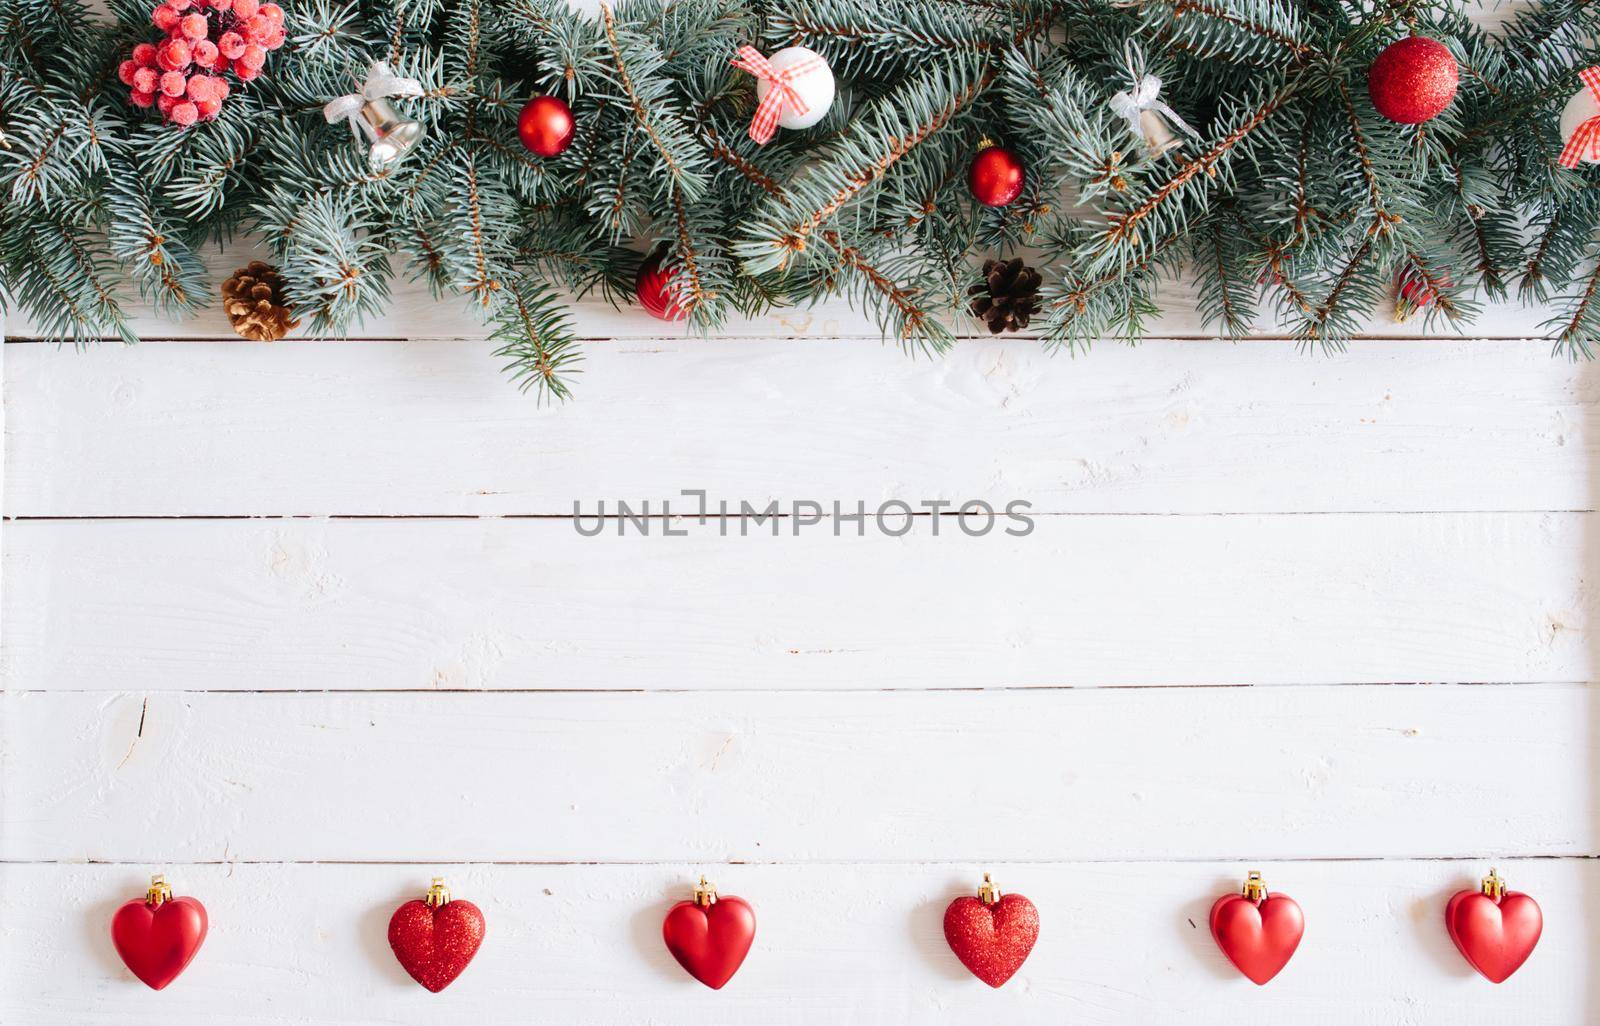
top-left (731, 45), bottom-right (824, 144)
top-left (1559, 66), bottom-right (1600, 167)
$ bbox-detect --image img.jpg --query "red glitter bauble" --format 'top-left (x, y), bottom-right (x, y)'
top-left (635, 249), bottom-right (687, 321)
top-left (388, 895), bottom-right (486, 992)
top-left (517, 95), bottom-right (575, 157)
top-left (111, 891), bottom-right (208, 990)
top-left (661, 895), bottom-right (756, 989)
top-left (1367, 36), bottom-right (1458, 124)
top-left (1210, 890), bottom-right (1304, 985)
top-left (968, 143), bottom-right (1025, 207)
top-left (942, 891), bottom-right (1039, 987)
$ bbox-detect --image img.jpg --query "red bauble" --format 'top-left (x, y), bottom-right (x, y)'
top-left (110, 878), bottom-right (208, 990)
top-left (1368, 36), bottom-right (1458, 124)
top-left (942, 876), bottom-right (1039, 988)
top-left (661, 880), bottom-right (755, 989)
top-left (635, 249), bottom-right (687, 321)
top-left (1446, 872), bottom-right (1541, 983)
top-left (388, 881), bottom-right (486, 993)
top-left (968, 144), bottom-right (1025, 207)
top-left (517, 95), bottom-right (575, 157)
top-left (1209, 874), bottom-right (1303, 985)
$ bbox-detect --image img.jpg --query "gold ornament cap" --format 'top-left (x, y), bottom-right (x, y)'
top-left (145, 874), bottom-right (172, 907)
top-left (693, 875), bottom-right (719, 908)
top-left (424, 877), bottom-right (452, 908)
top-left (978, 872), bottom-right (1002, 906)
top-left (1481, 868), bottom-right (1506, 900)
top-left (1242, 871), bottom-right (1268, 901)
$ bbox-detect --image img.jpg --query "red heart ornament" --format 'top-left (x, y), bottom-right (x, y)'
top-left (1446, 878), bottom-right (1541, 983)
top-left (943, 885), bottom-right (1039, 988)
top-left (110, 880), bottom-right (208, 990)
top-left (1210, 883), bottom-right (1304, 985)
top-left (662, 888), bottom-right (756, 990)
top-left (387, 886), bottom-right (486, 993)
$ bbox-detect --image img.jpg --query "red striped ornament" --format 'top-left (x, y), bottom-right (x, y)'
top-left (731, 45), bottom-right (833, 144)
top-left (1558, 66), bottom-right (1600, 167)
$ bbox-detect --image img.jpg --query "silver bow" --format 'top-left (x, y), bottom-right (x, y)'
top-left (1109, 74), bottom-right (1199, 148)
top-left (323, 61), bottom-right (424, 141)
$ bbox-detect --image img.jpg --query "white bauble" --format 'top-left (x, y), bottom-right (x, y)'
top-left (754, 46), bottom-right (835, 131)
top-left (1559, 87), bottom-right (1600, 164)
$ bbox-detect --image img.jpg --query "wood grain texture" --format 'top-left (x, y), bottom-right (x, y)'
top-left (1, 860), bottom-right (1594, 1026)
top-left (4, 338), bottom-right (1592, 517)
top-left (4, 513), bottom-right (1590, 691)
top-left (2, 686), bottom-right (1592, 862)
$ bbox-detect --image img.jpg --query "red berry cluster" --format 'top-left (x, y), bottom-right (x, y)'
top-left (118, 0), bottom-right (286, 126)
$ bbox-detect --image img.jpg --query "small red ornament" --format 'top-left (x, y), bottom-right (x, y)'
top-left (110, 875), bottom-right (208, 990)
top-left (1209, 871), bottom-right (1304, 985)
top-left (388, 878), bottom-right (486, 993)
top-left (942, 873), bottom-right (1039, 988)
top-left (1446, 868), bottom-right (1542, 983)
top-left (635, 248), bottom-right (687, 321)
top-left (1368, 36), bottom-right (1458, 124)
top-left (517, 95), bottom-right (575, 157)
top-left (661, 876), bottom-right (756, 989)
top-left (968, 142), bottom-right (1025, 208)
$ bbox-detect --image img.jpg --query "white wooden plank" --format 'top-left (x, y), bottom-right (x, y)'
top-left (1, 686), bottom-right (1590, 862)
top-left (4, 338), bottom-right (1593, 517)
top-left (3, 514), bottom-right (1589, 691)
top-left (1, 860), bottom-right (1591, 1026)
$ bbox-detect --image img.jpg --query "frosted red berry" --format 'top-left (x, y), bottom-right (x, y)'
top-left (169, 101), bottom-right (199, 126)
top-left (132, 67), bottom-right (158, 92)
top-left (191, 38), bottom-right (219, 67)
top-left (130, 89), bottom-right (156, 107)
top-left (179, 12), bottom-right (208, 38)
top-left (217, 31), bottom-right (245, 57)
top-left (118, 59), bottom-right (140, 85)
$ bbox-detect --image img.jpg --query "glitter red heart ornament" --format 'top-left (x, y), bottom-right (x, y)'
top-left (1209, 872), bottom-right (1304, 985)
top-left (1446, 869), bottom-right (1542, 983)
top-left (110, 876), bottom-right (208, 990)
top-left (942, 873), bottom-right (1039, 988)
top-left (387, 878), bottom-right (486, 993)
top-left (661, 877), bottom-right (756, 989)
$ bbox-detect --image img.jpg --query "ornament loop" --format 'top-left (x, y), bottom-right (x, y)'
top-left (1242, 871), bottom-right (1267, 902)
top-left (1559, 66), bottom-right (1600, 168)
top-left (978, 872), bottom-right (1002, 906)
top-left (693, 875), bottom-right (719, 908)
top-left (731, 45), bottom-right (825, 145)
top-left (425, 877), bottom-right (452, 908)
top-left (146, 874), bottom-right (172, 907)
top-left (1481, 868), bottom-right (1506, 900)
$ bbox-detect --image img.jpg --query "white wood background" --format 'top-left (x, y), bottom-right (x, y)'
top-left (4, 14), bottom-right (1600, 1015)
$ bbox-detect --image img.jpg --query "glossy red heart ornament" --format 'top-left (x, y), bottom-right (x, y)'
top-left (388, 897), bottom-right (486, 992)
top-left (1210, 891), bottom-right (1304, 984)
top-left (943, 892), bottom-right (1040, 987)
top-left (662, 895), bottom-right (756, 989)
top-left (1446, 887), bottom-right (1541, 983)
top-left (111, 892), bottom-right (208, 990)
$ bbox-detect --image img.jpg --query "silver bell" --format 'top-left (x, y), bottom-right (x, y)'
top-left (354, 96), bottom-right (423, 168)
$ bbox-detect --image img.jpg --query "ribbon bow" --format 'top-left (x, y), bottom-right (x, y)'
top-left (323, 61), bottom-right (424, 142)
top-left (1559, 66), bottom-right (1600, 168)
top-left (731, 45), bottom-right (824, 145)
top-left (1109, 74), bottom-right (1199, 149)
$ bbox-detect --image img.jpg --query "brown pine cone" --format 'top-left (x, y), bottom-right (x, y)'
top-left (221, 261), bottom-right (299, 341)
top-left (968, 257), bottom-right (1041, 334)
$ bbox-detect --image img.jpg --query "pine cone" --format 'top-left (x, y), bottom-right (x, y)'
top-left (968, 258), bottom-right (1041, 334)
top-left (221, 261), bottom-right (299, 341)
